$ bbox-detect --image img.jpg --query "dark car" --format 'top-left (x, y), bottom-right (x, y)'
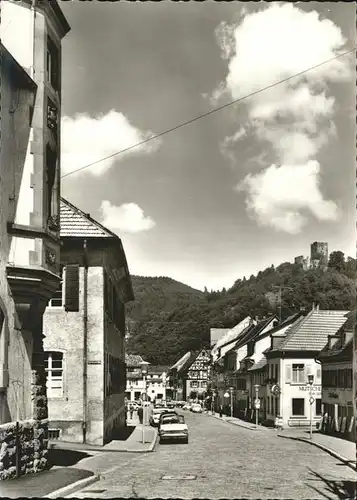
top-left (158, 411), bottom-right (178, 428)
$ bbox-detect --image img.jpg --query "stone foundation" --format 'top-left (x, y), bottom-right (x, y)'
top-left (0, 419), bottom-right (49, 481)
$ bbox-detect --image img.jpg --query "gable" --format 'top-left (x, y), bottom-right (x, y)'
top-left (60, 198), bottom-right (117, 238)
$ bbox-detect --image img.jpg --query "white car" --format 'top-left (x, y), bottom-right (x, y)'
top-left (159, 414), bottom-right (189, 444)
top-left (191, 403), bottom-right (202, 413)
top-left (150, 408), bottom-right (170, 427)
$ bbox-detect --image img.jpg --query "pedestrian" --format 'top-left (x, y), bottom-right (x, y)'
top-left (219, 404), bottom-right (223, 418)
top-left (275, 415), bottom-right (283, 432)
top-left (129, 405), bottom-right (134, 420)
top-left (138, 405), bottom-right (143, 424)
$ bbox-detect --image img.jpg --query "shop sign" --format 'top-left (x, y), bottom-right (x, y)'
top-left (298, 385), bottom-right (321, 394)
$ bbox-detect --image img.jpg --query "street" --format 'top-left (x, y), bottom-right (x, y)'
top-left (67, 411), bottom-right (357, 499)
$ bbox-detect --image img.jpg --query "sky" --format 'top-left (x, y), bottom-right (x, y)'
top-left (59, 1), bottom-right (356, 291)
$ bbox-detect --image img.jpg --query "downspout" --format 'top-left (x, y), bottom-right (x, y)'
top-left (82, 240), bottom-right (88, 443)
top-left (31, 0), bottom-right (36, 80)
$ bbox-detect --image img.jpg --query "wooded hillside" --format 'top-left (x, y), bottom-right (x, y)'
top-left (125, 252), bottom-right (356, 366)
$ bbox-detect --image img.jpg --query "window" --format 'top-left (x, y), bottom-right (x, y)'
top-left (315, 399), bottom-right (322, 416)
top-left (46, 145), bottom-right (57, 219)
top-left (292, 398), bottom-right (305, 416)
top-left (49, 267), bottom-right (64, 307)
top-left (190, 381), bottom-right (198, 388)
top-left (201, 381), bottom-right (207, 388)
top-left (292, 364), bottom-right (305, 383)
top-left (45, 352), bottom-right (64, 398)
top-left (47, 36), bottom-right (60, 91)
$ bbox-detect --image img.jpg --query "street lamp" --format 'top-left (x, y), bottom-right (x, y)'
top-left (307, 373), bottom-right (314, 440)
top-left (254, 384), bottom-right (260, 427)
top-left (229, 387), bottom-right (234, 418)
top-left (139, 361), bottom-right (150, 444)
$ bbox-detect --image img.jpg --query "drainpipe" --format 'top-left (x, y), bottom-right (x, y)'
top-left (31, 0), bottom-right (36, 80)
top-left (82, 240), bottom-right (88, 443)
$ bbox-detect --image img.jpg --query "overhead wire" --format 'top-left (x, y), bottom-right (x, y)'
top-left (61, 46), bottom-right (356, 179)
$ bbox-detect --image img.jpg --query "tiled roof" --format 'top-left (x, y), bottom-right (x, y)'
top-left (125, 354), bottom-right (146, 367)
top-left (60, 198), bottom-right (117, 238)
top-left (179, 351), bottom-right (200, 374)
top-left (148, 365), bottom-right (170, 374)
top-left (170, 351), bottom-right (192, 371)
top-left (210, 328), bottom-right (230, 347)
top-left (318, 310), bottom-right (354, 359)
top-left (277, 309), bottom-right (350, 352)
top-left (234, 315), bottom-right (278, 351)
top-left (248, 357), bottom-right (267, 372)
top-left (211, 317), bottom-right (252, 361)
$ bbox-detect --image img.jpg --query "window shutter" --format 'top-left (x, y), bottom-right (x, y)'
top-left (285, 364), bottom-right (292, 383)
top-left (64, 265), bottom-right (80, 312)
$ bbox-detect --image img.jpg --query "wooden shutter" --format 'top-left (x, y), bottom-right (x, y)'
top-left (285, 364), bottom-right (292, 383)
top-left (64, 265), bottom-right (80, 312)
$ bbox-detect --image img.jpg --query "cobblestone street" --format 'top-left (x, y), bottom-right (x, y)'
top-left (67, 411), bottom-right (357, 499)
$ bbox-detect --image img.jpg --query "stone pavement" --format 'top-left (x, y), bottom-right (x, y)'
top-left (0, 466), bottom-right (95, 499)
top-left (0, 419), bottom-right (157, 499)
top-left (205, 410), bottom-right (356, 470)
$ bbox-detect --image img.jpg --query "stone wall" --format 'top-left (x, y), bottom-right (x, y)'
top-left (0, 419), bottom-right (48, 481)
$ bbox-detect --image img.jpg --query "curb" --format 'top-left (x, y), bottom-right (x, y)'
top-left (45, 474), bottom-right (100, 499)
top-left (278, 434), bottom-right (356, 472)
top-left (49, 429), bottom-right (158, 454)
top-left (209, 413), bottom-right (265, 432)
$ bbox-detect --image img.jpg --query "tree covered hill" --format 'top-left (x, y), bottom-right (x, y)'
top-left (125, 252), bottom-right (356, 366)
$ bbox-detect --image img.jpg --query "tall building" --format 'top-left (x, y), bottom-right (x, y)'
top-left (0, 0), bottom-right (70, 480)
top-left (310, 242), bottom-right (328, 269)
top-left (44, 199), bottom-right (134, 445)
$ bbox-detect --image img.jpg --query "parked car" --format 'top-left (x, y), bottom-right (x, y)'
top-left (158, 411), bottom-right (177, 427)
top-left (150, 408), bottom-right (171, 427)
top-left (191, 403), bottom-right (202, 413)
top-left (182, 403), bottom-right (192, 410)
top-left (159, 413), bottom-right (189, 444)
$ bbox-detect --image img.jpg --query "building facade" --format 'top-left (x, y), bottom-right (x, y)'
top-left (43, 199), bottom-right (134, 445)
top-left (146, 366), bottom-right (169, 402)
top-left (264, 308), bottom-right (349, 428)
top-left (125, 354), bottom-right (146, 402)
top-left (317, 311), bottom-right (354, 441)
top-left (185, 350), bottom-right (211, 400)
top-left (0, 0), bottom-right (70, 480)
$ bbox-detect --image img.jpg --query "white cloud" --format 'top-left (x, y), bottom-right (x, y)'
top-left (214, 3), bottom-right (352, 232)
top-left (100, 200), bottom-right (156, 234)
top-left (237, 161), bottom-right (339, 234)
top-left (61, 110), bottom-right (160, 177)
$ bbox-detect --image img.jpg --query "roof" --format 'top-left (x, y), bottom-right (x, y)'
top-left (125, 354), bottom-right (146, 367)
top-left (318, 310), bottom-right (354, 360)
top-left (211, 317), bottom-right (252, 361)
top-left (210, 328), bottom-right (230, 347)
top-left (1, 44), bottom-right (37, 92)
top-left (235, 316), bottom-right (278, 350)
top-left (248, 357), bottom-right (267, 372)
top-left (275, 309), bottom-right (350, 352)
top-left (148, 365), bottom-right (170, 374)
top-left (170, 351), bottom-right (192, 372)
top-left (60, 198), bottom-right (118, 239)
top-left (179, 351), bottom-right (200, 374)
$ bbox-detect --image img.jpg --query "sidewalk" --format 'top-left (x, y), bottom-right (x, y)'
top-left (206, 411), bottom-right (271, 431)
top-left (277, 428), bottom-right (356, 471)
top-left (49, 415), bottom-right (158, 454)
top-left (0, 419), bottom-right (157, 499)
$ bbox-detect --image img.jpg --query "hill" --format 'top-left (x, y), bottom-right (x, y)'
top-left (125, 252), bottom-right (356, 366)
